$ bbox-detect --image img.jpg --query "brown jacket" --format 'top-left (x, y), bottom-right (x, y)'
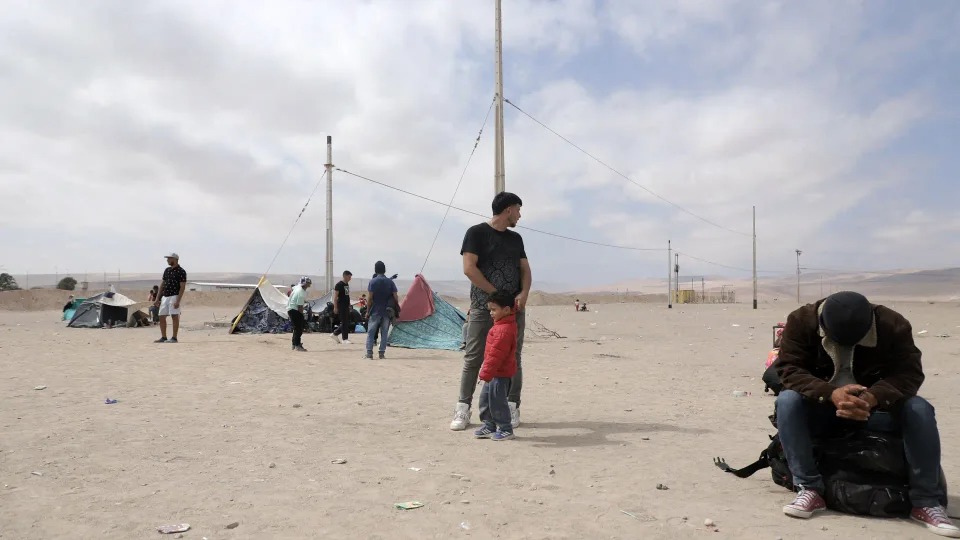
top-left (776, 300), bottom-right (924, 410)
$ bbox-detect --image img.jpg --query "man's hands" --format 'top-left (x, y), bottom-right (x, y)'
top-left (516, 291), bottom-right (529, 312)
top-left (831, 384), bottom-right (876, 421)
top-left (173, 298), bottom-right (181, 309)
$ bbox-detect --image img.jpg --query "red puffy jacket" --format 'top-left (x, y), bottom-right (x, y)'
top-left (479, 314), bottom-right (518, 381)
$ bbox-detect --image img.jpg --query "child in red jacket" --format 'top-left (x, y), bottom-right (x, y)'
top-left (475, 290), bottom-right (518, 441)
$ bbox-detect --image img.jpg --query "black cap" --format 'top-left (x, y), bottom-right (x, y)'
top-left (820, 291), bottom-right (873, 346)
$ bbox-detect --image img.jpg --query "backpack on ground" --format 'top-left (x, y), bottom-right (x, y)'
top-left (713, 409), bottom-right (939, 517)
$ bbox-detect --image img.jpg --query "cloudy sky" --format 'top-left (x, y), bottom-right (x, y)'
top-left (1, 0), bottom-right (957, 288)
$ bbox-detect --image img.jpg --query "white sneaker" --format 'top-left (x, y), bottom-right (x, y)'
top-left (449, 403), bottom-right (471, 431)
top-left (330, 334), bottom-right (341, 344)
top-left (342, 339), bottom-right (352, 345)
top-left (509, 402), bottom-right (520, 428)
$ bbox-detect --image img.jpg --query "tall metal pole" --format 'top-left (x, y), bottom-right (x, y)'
top-left (493, 0), bottom-right (505, 195)
top-left (795, 249), bottom-right (802, 304)
top-left (752, 206), bottom-right (758, 309)
top-left (674, 253), bottom-right (680, 304)
top-left (667, 240), bottom-right (672, 309)
top-left (325, 136), bottom-right (334, 293)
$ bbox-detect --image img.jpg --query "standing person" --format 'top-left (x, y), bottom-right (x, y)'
top-left (775, 291), bottom-right (956, 537)
top-left (331, 270), bottom-right (353, 345)
top-left (450, 192), bottom-right (531, 431)
top-left (365, 261), bottom-right (398, 360)
top-left (474, 290), bottom-right (519, 441)
top-left (147, 286), bottom-right (160, 322)
top-left (574, 299), bottom-right (580, 312)
top-left (287, 277), bottom-right (311, 352)
top-left (154, 252), bottom-right (187, 343)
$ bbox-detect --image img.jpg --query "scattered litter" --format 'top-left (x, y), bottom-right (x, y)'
top-left (704, 518), bottom-right (715, 527)
top-left (620, 509), bottom-right (640, 520)
top-left (460, 500), bottom-right (470, 504)
top-left (225, 521), bottom-right (239, 529)
top-left (656, 483), bottom-right (669, 490)
top-left (731, 391), bottom-right (750, 397)
top-left (395, 501), bottom-right (424, 510)
top-left (105, 398), bottom-right (118, 405)
top-left (935, 334), bottom-right (950, 338)
top-left (918, 330), bottom-right (928, 335)
top-left (624, 409), bottom-right (633, 412)
top-left (408, 467), bottom-right (421, 472)
top-left (331, 458), bottom-right (347, 464)
top-left (731, 324), bottom-right (740, 327)
top-left (229, 381), bottom-right (242, 385)
top-left (157, 523), bottom-right (190, 534)
top-left (30, 471), bottom-right (42, 476)
top-left (450, 473), bottom-right (464, 479)
top-left (268, 462), bottom-right (276, 469)
top-left (641, 437), bottom-right (650, 441)
top-left (33, 385), bottom-right (46, 391)
top-left (549, 469), bottom-right (556, 475)
top-left (460, 521), bottom-right (471, 530)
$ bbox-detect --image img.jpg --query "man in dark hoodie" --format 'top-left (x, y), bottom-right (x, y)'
top-left (775, 291), bottom-right (955, 537)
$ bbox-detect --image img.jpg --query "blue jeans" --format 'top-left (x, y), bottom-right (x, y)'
top-left (776, 389), bottom-right (945, 507)
top-left (479, 377), bottom-right (512, 433)
top-left (365, 313), bottom-right (391, 355)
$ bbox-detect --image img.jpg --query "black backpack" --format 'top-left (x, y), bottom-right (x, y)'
top-left (713, 410), bottom-right (947, 517)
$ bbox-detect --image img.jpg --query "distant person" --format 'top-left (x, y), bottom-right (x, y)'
top-left (287, 277), bottom-right (311, 352)
top-left (474, 290), bottom-right (519, 441)
top-left (62, 295), bottom-right (75, 313)
top-left (575, 299), bottom-right (580, 312)
top-left (580, 302), bottom-right (588, 312)
top-left (776, 292), bottom-right (955, 536)
top-left (154, 252), bottom-right (187, 343)
top-left (331, 270), bottom-right (353, 345)
top-left (365, 261), bottom-right (399, 360)
top-left (147, 286), bottom-right (160, 322)
top-left (450, 191), bottom-right (531, 431)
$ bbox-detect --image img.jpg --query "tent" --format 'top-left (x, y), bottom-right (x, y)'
top-left (230, 278), bottom-right (292, 334)
top-left (67, 292), bottom-right (138, 328)
top-left (388, 274), bottom-right (466, 351)
top-left (62, 297), bottom-right (86, 321)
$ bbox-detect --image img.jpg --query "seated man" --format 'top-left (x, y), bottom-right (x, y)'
top-left (776, 291), bottom-right (956, 537)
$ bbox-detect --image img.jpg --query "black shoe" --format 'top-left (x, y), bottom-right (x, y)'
top-left (154, 337), bottom-right (167, 343)
top-left (378, 352), bottom-right (386, 360)
top-left (294, 345), bottom-right (308, 352)
top-left (168, 337), bottom-right (178, 343)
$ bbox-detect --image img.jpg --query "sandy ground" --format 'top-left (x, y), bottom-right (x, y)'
top-left (1, 301), bottom-right (958, 539)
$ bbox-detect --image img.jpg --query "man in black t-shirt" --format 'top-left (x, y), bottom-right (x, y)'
top-left (331, 270), bottom-right (353, 345)
top-left (154, 252), bottom-right (187, 343)
top-left (449, 192), bottom-right (531, 432)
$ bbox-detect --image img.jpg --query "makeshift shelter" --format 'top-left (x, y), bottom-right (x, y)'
top-left (67, 292), bottom-right (138, 328)
top-left (62, 297), bottom-right (86, 321)
top-left (388, 274), bottom-right (466, 351)
top-left (230, 278), bottom-right (292, 334)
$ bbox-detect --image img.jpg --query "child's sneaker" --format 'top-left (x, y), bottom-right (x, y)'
top-left (474, 426), bottom-right (495, 439)
top-left (492, 430), bottom-right (515, 441)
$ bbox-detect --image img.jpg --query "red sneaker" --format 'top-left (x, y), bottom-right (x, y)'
top-left (783, 488), bottom-right (826, 519)
top-left (911, 506), bottom-right (960, 538)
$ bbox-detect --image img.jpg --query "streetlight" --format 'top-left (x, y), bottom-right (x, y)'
top-left (795, 249), bottom-right (802, 304)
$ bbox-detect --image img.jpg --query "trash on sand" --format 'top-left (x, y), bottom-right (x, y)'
top-left (656, 483), bottom-right (669, 490)
top-left (30, 471), bottom-right (42, 476)
top-left (331, 458), bottom-right (347, 464)
top-left (395, 501), bottom-right (424, 510)
top-left (408, 467), bottom-right (421, 472)
top-left (935, 334), bottom-right (950, 338)
top-left (157, 523), bottom-right (190, 534)
top-left (33, 385), bottom-right (47, 390)
top-left (620, 509), bottom-right (640, 520)
top-left (731, 324), bottom-right (740, 327)
top-left (732, 390), bottom-right (750, 397)
top-left (917, 330), bottom-right (928, 335)
top-left (225, 521), bottom-right (239, 529)
top-left (460, 521), bottom-right (471, 530)
top-left (704, 518), bottom-right (715, 527)
top-left (105, 398), bottom-right (118, 404)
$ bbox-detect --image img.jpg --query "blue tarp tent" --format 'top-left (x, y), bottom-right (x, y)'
top-left (388, 274), bottom-right (466, 351)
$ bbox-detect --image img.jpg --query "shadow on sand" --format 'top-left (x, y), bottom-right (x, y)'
top-left (518, 420), bottom-right (710, 449)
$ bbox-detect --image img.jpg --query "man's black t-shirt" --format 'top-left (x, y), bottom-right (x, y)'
top-left (460, 222), bottom-right (527, 309)
top-left (334, 280), bottom-right (351, 307)
top-left (161, 266), bottom-right (187, 297)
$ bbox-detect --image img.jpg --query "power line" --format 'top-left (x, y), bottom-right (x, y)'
top-left (421, 96), bottom-right (495, 274)
top-left (675, 250), bottom-right (789, 274)
top-left (336, 168), bottom-right (665, 252)
top-left (503, 97), bottom-right (752, 238)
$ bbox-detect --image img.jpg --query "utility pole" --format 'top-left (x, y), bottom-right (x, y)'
top-left (701, 277), bottom-right (705, 303)
top-left (752, 205), bottom-right (758, 309)
top-left (795, 249), bottom-right (802, 304)
top-left (667, 240), bottom-right (672, 309)
top-left (493, 0), bottom-right (506, 195)
top-left (325, 135), bottom-right (334, 293)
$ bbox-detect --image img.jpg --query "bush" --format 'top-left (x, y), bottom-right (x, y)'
top-left (57, 277), bottom-right (78, 291)
top-left (0, 273), bottom-right (18, 291)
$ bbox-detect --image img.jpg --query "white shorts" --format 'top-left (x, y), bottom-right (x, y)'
top-left (158, 296), bottom-right (181, 316)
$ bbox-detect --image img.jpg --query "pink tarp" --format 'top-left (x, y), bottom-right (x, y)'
top-left (397, 274), bottom-right (437, 322)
